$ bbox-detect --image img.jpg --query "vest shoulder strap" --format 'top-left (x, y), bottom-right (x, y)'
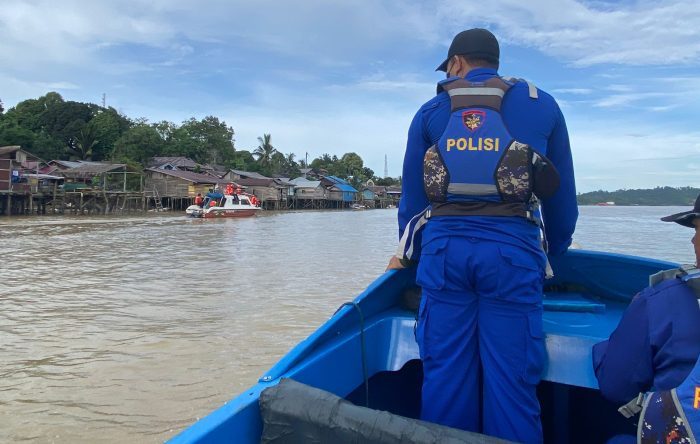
top-left (501, 76), bottom-right (539, 99)
top-left (649, 265), bottom-right (700, 295)
top-left (441, 77), bottom-right (511, 112)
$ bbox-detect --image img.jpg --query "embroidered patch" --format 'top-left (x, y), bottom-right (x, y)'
top-left (462, 110), bottom-right (485, 132)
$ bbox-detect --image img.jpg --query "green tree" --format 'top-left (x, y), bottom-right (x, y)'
top-left (286, 152), bottom-right (296, 165)
top-left (90, 108), bottom-right (131, 161)
top-left (373, 176), bottom-right (401, 186)
top-left (170, 116), bottom-right (235, 165)
top-left (310, 153), bottom-right (341, 176)
top-left (309, 152), bottom-right (373, 186)
top-left (340, 152), bottom-right (363, 175)
top-left (0, 123), bottom-right (36, 149)
top-left (69, 121), bottom-right (99, 160)
top-left (230, 150), bottom-right (258, 171)
top-left (112, 124), bottom-right (166, 165)
top-left (253, 134), bottom-right (277, 169)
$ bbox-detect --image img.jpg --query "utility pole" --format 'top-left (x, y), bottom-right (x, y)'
top-left (384, 154), bottom-right (388, 178)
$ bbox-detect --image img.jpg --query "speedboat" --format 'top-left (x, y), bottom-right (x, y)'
top-left (186, 192), bottom-right (261, 218)
top-left (168, 249), bottom-right (676, 443)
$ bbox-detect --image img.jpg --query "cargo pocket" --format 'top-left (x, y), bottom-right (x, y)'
top-left (416, 238), bottom-right (448, 291)
top-left (522, 311), bottom-right (546, 385)
top-left (497, 246), bottom-right (545, 304)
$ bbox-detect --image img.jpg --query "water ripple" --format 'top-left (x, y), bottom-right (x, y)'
top-left (0, 207), bottom-right (693, 442)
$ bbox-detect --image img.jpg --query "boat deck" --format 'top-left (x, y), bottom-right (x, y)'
top-left (169, 250), bottom-right (678, 443)
top-left (542, 294), bottom-right (628, 388)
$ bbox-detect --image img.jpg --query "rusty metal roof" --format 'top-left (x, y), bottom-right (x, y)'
top-left (60, 162), bottom-right (127, 178)
top-left (145, 168), bottom-right (231, 184)
top-left (149, 157), bottom-right (199, 169)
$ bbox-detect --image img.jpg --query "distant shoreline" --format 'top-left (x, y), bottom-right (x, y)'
top-left (576, 186), bottom-right (699, 206)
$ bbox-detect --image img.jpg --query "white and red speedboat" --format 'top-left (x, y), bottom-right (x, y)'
top-left (186, 191), bottom-right (261, 218)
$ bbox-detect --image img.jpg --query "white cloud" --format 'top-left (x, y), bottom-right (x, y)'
top-left (552, 88), bottom-right (593, 95)
top-left (0, 75), bottom-right (81, 102)
top-left (438, 0), bottom-right (700, 67)
top-left (568, 120), bottom-right (700, 191)
top-left (2, 0), bottom-right (698, 192)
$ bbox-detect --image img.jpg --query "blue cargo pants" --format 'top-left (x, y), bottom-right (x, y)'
top-left (416, 236), bottom-right (546, 444)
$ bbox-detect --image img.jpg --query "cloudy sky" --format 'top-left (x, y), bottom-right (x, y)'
top-left (2, 0), bottom-right (699, 192)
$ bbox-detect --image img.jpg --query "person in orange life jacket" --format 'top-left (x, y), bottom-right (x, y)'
top-left (593, 195), bottom-right (700, 408)
top-left (195, 193), bottom-right (204, 207)
top-left (386, 28), bottom-right (577, 443)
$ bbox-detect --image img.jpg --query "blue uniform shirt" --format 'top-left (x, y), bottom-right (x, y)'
top-left (593, 278), bottom-right (700, 404)
top-left (398, 68), bottom-right (578, 256)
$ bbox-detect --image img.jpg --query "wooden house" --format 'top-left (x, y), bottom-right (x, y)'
top-left (0, 146), bottom-right (43, 194)
top-left (45, 160), bottom-right (83, 174)
top-left (362, 186), bottom-right (379, 201)
top-left (386, 186), bottom-right (402, 201)
top-left (223, 169), bottom-right (271, 182)
top-left (144, 168), bottom-right (234, 198)
top-left (234, 177), bottom-right (295, 210)
top-left (321, 176), bottom-right (358, 204)
top-left (289, 178), bottom-right (328, 208)
top-left (59, 161), bottom-right (127, 181)
top-left (327, 184), bottom-right (357, 203)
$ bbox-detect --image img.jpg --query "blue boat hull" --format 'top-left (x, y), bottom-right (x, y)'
top-left (169, 249), bottom-right (677, 443)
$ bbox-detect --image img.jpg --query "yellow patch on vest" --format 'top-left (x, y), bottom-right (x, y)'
top-left (694, 387), bottom-right (700, 409)
top-left (446, 138), bottom-right (500, 152)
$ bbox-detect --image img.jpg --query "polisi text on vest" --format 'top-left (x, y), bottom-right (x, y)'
top-left (445, 137), bottom-right (500, 152)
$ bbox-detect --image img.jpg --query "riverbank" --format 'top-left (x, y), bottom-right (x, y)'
top-left (0, 189), bottom-right (398, 217)
top-left (577, 186), bottom-right (700, 206)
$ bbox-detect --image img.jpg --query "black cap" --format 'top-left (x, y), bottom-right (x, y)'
top-left (436, 28), bottom-right (500, 72)
top-left (661, 194), bottom-right (700, 228)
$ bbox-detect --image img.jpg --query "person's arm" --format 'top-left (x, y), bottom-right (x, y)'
top-left (397, 107), bottom-right (431, 238)
top-left (592, 294), bottom-right (654, 403)
top-left (540, 104), bottom-right (578, 255)
top-left (387, 105), bottom-right (433, 271)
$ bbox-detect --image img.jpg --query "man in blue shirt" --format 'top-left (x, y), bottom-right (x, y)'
top-left (387, 29), bottom-right (578, 443)
top-left (593, 195), bottom-right (700, 405)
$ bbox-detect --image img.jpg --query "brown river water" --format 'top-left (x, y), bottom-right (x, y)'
top-left (0, 206), bottom-right (694, 443)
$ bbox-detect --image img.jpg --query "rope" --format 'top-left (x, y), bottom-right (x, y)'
top-left (334, 301), bottom-right (369, 407)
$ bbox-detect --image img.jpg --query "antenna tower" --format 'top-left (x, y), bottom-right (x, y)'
top-left (384, 154), bottom-right (388, 178)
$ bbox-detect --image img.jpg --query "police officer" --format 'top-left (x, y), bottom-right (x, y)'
top-left (387, 29), bottom-right (578, 443)
top-left (593, 195), bottom-right (700, 406)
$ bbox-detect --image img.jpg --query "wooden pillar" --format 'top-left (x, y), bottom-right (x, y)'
top-left (5, 194), bottom-right (11, 216)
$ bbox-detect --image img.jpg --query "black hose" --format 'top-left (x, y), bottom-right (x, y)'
top-left (334, 301), bottom-right (369, 407)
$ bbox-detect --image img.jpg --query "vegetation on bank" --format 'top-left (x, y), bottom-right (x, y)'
top-left (0, 93), bottom-right (401, 190)
top-left (577, 187), bottom-right (700, 206)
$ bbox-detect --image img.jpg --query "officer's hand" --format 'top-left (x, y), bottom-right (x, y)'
top-left (386, 255), bottom-right (406, 271)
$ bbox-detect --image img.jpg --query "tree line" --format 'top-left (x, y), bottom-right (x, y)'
top-left (577, 187), bottom-right (700, 206)
top-left (0, 93), bottom-right (400, 189)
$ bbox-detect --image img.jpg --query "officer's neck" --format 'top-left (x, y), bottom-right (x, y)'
top-left (463, 67), bottom-right (498, 81)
